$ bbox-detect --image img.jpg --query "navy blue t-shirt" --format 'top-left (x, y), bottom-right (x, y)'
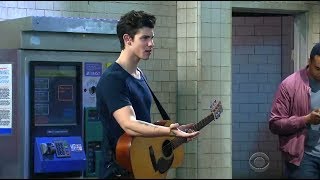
top-left (96, 62), bottom-right (152, 154)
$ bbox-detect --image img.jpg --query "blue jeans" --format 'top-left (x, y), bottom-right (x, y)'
top-left (285, 153), bottom-right (320, 179)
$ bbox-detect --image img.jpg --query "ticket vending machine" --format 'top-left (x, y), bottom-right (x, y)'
top-left (30, 61), bottom-right (86, 178)
top-left (0, 16), bottom-right (119, 178)
top-left (84, 107), bottom-right (103, 177)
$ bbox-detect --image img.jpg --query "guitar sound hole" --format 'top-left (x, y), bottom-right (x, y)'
top-left (162, 140), bottom-right (173, 157)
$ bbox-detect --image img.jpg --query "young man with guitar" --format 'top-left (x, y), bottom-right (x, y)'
top-left (96, 10), bottom-right (200, 179)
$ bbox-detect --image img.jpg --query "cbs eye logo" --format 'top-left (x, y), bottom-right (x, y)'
top-left (249, 152), bottom-right (270, 172)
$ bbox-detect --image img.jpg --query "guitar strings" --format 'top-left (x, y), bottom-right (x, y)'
top-left (160, 103), bottom-right (222, 154)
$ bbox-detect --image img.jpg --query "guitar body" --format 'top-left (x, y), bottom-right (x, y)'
top-left (115, 100), bottom-right (223, 178)
top-left (116, 120), bottom-right (184, 179)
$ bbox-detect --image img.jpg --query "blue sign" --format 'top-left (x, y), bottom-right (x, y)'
top-left (84, 62), bottom-right (102, 77)
top-left (0, 128), bottom-right (11, 135)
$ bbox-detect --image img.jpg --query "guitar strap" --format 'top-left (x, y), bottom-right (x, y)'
top-left (138, 68), bottom-right (171, 121)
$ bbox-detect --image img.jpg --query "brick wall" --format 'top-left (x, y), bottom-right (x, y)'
top-left (232, 16), bottom-right (293, 179)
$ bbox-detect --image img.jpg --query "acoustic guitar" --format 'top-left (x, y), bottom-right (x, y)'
top-left (115, 100), bottom-right (223, 179)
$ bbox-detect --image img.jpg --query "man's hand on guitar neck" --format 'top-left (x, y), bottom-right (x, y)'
top-left (169, 123), bottom-right (199, 141)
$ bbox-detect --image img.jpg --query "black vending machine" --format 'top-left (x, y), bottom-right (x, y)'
top-left (29, 61), bottom-right (86, 178)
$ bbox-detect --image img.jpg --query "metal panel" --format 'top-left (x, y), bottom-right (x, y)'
top-left (0, 16), bottom-right (117, 34)
top-left (21, 31), bottom-right (120, 52)
top-left (30, 16), bottom-right (118, 34)
top-left (0, 16), bottom-right (118, 50)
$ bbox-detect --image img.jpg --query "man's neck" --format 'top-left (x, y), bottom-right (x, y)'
top-left (116, 49), bottom-right (140, 77)
top-left (307, 66), bottom-right (319, 84)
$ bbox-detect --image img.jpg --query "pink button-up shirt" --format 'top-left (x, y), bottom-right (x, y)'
top-left (269, 66), bottom-right (310, 166)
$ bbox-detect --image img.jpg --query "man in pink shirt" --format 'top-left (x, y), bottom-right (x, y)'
top-left (270, 43), bottom-right (320, 179)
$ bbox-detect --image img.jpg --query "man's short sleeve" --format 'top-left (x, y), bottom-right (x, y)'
top-left (101, 76), bottom-right (131, 116)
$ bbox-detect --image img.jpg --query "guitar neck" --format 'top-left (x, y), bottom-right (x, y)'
top-left (171, 113), bottom-right (216, 150)
top-left (193, 113), bottom-right (215, 131)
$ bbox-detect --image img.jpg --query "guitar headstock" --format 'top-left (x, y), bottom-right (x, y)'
top-left (209, 99), bottom-right (223, 120)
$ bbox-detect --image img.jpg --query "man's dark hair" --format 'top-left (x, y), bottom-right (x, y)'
top-left (116, 10), bottom-right (156, 50)
top-left (310, 43), bottom-right (320, 60)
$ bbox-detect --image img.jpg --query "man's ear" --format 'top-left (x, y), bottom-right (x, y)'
top-left (123, 34), bottom-right (132, 46)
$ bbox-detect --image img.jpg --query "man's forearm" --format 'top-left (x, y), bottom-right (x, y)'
top-left (124, 119), bottom-right (171, 137)
top-left (269, 116), bottom-right (306, 135)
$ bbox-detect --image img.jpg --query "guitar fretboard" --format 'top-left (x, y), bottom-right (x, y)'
top-left (170, 113), bottom-right (216, 150)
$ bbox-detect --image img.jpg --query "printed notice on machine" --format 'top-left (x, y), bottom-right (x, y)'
top-left (0, 64), bottom-right (12, 135)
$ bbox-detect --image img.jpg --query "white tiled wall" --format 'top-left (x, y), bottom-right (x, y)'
top-left (177, 1), bottom-right (232, 179)
top-left (176, 2), bottom-right (200, 179)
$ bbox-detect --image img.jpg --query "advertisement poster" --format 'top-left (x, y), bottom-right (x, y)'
top-left (0, 64), bottom-right (12, 135)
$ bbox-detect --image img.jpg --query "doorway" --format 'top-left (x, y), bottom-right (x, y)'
top-left (231, 12), bottom-right (295, 179)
